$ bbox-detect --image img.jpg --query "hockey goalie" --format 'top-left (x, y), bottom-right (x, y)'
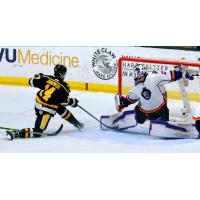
top-left (101, 64), bottom-right (200, 139)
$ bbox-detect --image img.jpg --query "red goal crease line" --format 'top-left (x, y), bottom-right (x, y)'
top-left (118, 57), bottom-right (200, 95)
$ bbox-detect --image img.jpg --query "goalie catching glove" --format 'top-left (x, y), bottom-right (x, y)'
top-left (115, 94), bottom-right (136, 112)
top-left (174, 65), bottom-right (195, 80)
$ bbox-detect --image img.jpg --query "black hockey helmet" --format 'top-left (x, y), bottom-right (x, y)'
top-left (54, 64), bottom-right (67, 81)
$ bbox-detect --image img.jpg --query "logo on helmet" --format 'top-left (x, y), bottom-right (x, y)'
top-left (92, 48), bottom-right (117, 80)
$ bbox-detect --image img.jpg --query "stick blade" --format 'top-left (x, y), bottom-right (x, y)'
top-left (47, 124), bottom-right (64, 136)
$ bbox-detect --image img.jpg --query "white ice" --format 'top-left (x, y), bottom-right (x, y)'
top-left (0, 85), bottom-right (200, 153)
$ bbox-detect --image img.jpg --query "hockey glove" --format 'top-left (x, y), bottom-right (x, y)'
top-left (116, 104), bottom-right (126, 112)
top-left (174, 65), bottom-right (194, 80)
top-left (115, 94), bottom-right (133, 112)
top-left (68, 98), bottom-right (79, 107)
top-left (185, 71), bottom-right (194, 80)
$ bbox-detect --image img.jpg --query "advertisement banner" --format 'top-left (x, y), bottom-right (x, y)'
top-left (0, 46), bottom-right (200, 94)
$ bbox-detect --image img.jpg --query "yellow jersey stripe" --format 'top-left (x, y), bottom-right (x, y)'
top-left (36, 96), bottom-right (58, 109)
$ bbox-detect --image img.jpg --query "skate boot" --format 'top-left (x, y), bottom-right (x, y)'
top-left (74, 121), bottom-right (85, 130)
top-left (67, 114), bottom-right (85, 130)
top-left (6, 128), bottom-right (31, 140)
top-left (6, 130), bottom-right (19, 140)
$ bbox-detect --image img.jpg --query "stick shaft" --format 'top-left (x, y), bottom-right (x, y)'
top-left (77, 105), bottom-right (101, 123)
top-left (77, 105), bottom-right (117, 130)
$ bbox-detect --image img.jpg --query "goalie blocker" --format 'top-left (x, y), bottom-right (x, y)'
top-left (100, 110), bottom-right (200, 139)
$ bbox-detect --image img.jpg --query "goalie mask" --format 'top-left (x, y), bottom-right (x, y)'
top-left (133, 64), bottom-right (148, 83)
top-left (54, 64), bottom-right (67, 81)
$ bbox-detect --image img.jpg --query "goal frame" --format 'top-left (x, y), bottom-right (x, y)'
top-left (118, 57), bottom-right (200, 122)
top-left (118, 57), bottom-right (200, 95)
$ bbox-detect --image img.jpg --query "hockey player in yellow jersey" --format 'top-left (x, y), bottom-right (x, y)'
top-left (8, 64), bottom-right (84, 139)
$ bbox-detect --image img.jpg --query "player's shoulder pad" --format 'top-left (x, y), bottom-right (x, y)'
top-left (46, 75), bottom-right (54, 79)
top-left (62, 81), bottom-right (71, 92)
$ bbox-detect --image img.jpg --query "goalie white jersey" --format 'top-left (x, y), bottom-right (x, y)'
top-left (193, 106), bottom-right (200, 121)
top-left (127, 71), bottom-right (174, 113)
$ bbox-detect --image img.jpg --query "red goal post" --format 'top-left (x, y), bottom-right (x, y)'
top-left (118, 57), bottom-right (200, 95)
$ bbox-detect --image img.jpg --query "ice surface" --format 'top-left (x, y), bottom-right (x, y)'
top-left (0, 85), bottom-right (200, 153)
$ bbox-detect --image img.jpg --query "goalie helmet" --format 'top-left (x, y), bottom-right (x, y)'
top-left (133, 64), bottom-right (148, 83)
top-left (54, 64), bottom-right (67, 81)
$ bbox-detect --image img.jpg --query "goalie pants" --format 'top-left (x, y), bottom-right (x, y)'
top-left (195, 121), bottom-right (200, 134)
top-left (135, 105), bottom-right (169, 124)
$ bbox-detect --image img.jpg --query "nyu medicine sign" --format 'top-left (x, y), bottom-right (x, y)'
top-left (0, 48), bottom-right (80, 67)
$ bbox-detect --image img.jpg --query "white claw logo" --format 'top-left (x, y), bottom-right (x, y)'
top-left (92, 48), bottom-right (117, 80)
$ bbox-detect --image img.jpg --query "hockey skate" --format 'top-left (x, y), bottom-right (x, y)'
top-left (6, 130), bottom-right (19, 140)
top-left (67, 115), bottom-right (85, 130)
top-left (74, 121), bottom-right (85, 130)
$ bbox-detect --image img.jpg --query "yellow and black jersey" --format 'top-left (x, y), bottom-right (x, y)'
top-left (29, 74), bottom-right (71, 109)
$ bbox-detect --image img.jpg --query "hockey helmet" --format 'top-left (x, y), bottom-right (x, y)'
top-left (54, 64), bottom-right (67, 81)
top-left (133, 64), bottom-right (147, 82)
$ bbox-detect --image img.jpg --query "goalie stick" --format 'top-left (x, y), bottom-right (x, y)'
top-left (0, 124), bottom-right (63, 140)
top-left (77, 105), bottom-right (117, 130)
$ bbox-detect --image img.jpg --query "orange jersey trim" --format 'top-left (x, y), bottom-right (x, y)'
top-left (192, 117), bottom-right (200, 121)
top-left (139, 102), bottom-right (166, 114)
top-left (163, 92), bottom-right (167, 103)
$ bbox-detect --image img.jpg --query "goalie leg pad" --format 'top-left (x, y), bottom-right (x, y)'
top-left (113, 110), bottom-right (137, 130)
top-left (100, 113), bottom-right (120, 130)
top-left (101, 110), bottom-right (137, 130)
top-left (150, 120), bottom-right (199, 139)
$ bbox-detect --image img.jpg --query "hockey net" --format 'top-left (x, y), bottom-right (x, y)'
top-left (118, 57), bottom-right (200, 122)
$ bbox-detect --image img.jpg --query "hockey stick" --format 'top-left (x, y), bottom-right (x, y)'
top-left (0, 126), bottom-right (18, 131)
top-left (0, 124), bottom-right (63, 137)
top-left (47, 124), bottom-right (63, 136)
top-left (77, 105), bottom-right (117, 130)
